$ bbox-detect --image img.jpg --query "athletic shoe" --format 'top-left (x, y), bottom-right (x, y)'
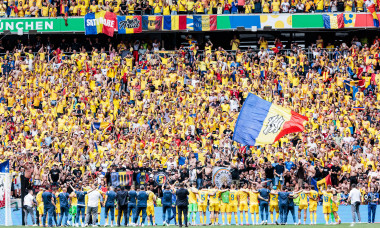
top-left (275, 221), bottom-right (279, 225)
top-left (142, 224), bottom-right (145, 227)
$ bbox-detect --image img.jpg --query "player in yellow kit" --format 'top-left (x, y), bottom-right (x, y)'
top-left (308, 186), bottom-right (319, 225)
top-left (321, 185), bottom-right (333, 224)
top-left (249, 184), bottom-right (260, 225)
top-left (187, 182), bottom-right (198, 225)
top-left (269, 186), bottom-right (279, 225)
top-left (208, 185), bottom-right (220, 225)
top-left (55, 190), bottom-right (61, 224)
top-left (331, 187), bottom-right (341, 224)
top-left (227, 184), bottom-right (239, 225)
top-left (146, 185), bottom-right (157, 226)
top-left (197, 187), bottom-right (208, 225)
top-left (297, 186), bottom-right (309, 225)
top-left (36, 188), bottom-right (45, 225)
top-left (238, 184), bottom-right (249, 225)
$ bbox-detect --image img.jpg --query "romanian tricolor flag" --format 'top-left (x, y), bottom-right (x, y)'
top-left (322, 13), bottom-right (344, 29)
top-left (163, 15), bottom-right (186, 31)
top-left (91, 122), bottom-right (111, 133)
top-left (317, 174), bottom-right (332, 190)
top-left (142, 16), bottom-right (162, 30)
top-left (193, 15), bottom-right (217, 31)
top-left (85, 11), bottom-right (118, 37)
top-left (117, 15), bottom-right (142, 34)
top-left (368, 4), bottom-right (379, 28)
top-left (233, 93), bottom-right (308, 146)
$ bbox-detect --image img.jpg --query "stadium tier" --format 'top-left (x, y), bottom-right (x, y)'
top-left (0, 1), bottom-right (380, 227)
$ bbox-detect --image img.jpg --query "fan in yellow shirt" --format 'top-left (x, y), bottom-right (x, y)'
top-left (237, 184), bottom-right (249, 225)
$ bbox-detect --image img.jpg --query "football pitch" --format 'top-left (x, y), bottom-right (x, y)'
top-left (1, 224), bottom-right (379, 228)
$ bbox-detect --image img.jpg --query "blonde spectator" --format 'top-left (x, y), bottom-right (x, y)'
top-left (41, 1), bottom-right (49, 17)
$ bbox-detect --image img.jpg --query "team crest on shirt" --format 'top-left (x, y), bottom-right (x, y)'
top-left (263, 115), bottom-right (285, 135)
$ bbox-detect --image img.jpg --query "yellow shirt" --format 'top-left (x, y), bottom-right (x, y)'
top-left (188, 188), bottom-right (197, 204)
top-left (309, 190), bottom-right (318, 203)
top-left (249, 191), bottom-right (259, 205)
top-left (208, 189), bottom-right (220, 204)
top-left (299, 191), bottom-right (308, 205)
top-left (147, 191), bottom-right (155, 206)
top-left (229, 189), bottom-right (238, 205)
top-left (198, 190), bottom-right (208, 205)
top-left (322, 191), bottom-right (333, 206)
top-left (238, 190), bottom-right (248, 204)
top-left (269, 193), bottom-right (278, 205)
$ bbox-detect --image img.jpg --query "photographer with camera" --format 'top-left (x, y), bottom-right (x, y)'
top-left (366, 186), bottom-right (379, 224)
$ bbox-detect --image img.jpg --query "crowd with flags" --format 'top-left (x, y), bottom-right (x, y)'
top-left (0, 29), bottom-right (380, 226)
top-left (2, 0), bottom-right (380, 18)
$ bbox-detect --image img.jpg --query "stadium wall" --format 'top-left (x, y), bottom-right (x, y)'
top-left (0, 13), bottom-right (379, 34)
top-left (16, 205), bottom-right (380, 225)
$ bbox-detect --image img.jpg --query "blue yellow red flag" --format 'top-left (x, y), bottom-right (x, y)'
top-left (233, 93), bottom-right (308, 146)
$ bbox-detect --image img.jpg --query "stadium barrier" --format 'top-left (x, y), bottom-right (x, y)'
top-left (17, 205), bottom-right (380, 225)
top-left (0, 13), bottom-right (379, 34)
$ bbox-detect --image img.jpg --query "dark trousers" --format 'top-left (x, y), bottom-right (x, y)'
top-left (368, 204), bottom-right (377, 223)
top-left (279, 204), bottom-right (288, 224)
top-left (260, 203), bottom-right (269, 221)
top-left (105, 204), bottom-right (115, 222)
top-left (287, 205), bottom-right (296, 223)
top-left (134, 206), bottom-right (147, 224)
top-left (162, 205), bottom-right (171, 223)
top-left (177, 205), bottom-right (188, 226)
top-left (117, 205), bottom-right (128, 226)
top-left (128, 204), bottom-right (136, 224)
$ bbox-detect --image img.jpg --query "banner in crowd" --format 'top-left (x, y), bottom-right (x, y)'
top-left (163, 15), bottom-right (187, 30)
top-left (260, 15), bottom-right (292, 29)
top-left (193, 15), bottom-right (217, 31)
top-left (110, 171), bottom-right (133, 187)
top-left (323, 14), bottom-right (344, 29)
top-left (117, 15), bottom-right (142, 34)
top-left (212, 167), bottom-right (232, 188)
top-left (137, 171), bottom-right (149, 185)
top-left (233, 93), bottom-right (308, 146)
top-left (217, 15), bottom-right (261, 30)
top-left (85, 11), bottom-right (118, 37)
top-left (142, 16), bottom-right (162, 30)
top-left (154, 171), bottom-right (168, 186)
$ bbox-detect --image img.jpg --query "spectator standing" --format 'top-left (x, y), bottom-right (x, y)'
top-left (24, 189), bottom-right (36, 226)
top-left (348, 184), bottom-right (362, 225)
top-left (367, 187), bottom-right (378, 224)
top-left (85, 186), bottom-right (101, 226)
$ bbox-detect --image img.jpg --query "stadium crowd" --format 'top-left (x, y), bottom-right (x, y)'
top-left (0, 0), bottom-right (378, 17)
top-left (1, 33), bottom-right (380, 226)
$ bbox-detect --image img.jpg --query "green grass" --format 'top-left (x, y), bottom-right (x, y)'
top-left (1, 224), bottom-right (378, 228)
